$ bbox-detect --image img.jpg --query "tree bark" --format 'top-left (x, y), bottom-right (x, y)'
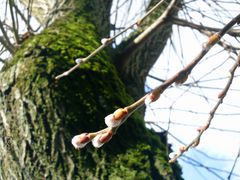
top-left (0, 0), bottom-right (182, 179)
top-left (114, 0), bottom-right (181, 99)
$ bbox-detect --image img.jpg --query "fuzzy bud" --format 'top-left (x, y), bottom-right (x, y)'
top-left (169, 152), bottom-right (177, 159)
top-left (92, 134), bottom-right (104, 148)
top-left (218, 91), bottom-right (225, 99)
top-left (145, 94), bottom-right (154, 105)
top-left (101, 38), bottom-right (111, 45)
top-left (179, 146), bottom-right (186, 153)
top-left (71, 133), bottom-right (90, 149)
top-left (197, 124), bottom-right (209, 132)
top-left (75, 58), bottom-right (83, 64)
top-left (196, 127), bottom-right (202, 133)
top-left (136, 19), bottom-right (143, 26)
top-left (105, 114), bottom-right (121, 127)
top-left (145, 92), bottom-right (160, 105)
top-left (192, 138), bottom-right (200, 148)
top-left (113, 108), bottom-right (128, 120)
top-left (99, 130), bottom-right (113, 143)
top-left (105, 108), bottom-right (128, 127)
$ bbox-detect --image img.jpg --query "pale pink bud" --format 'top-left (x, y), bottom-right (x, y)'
top-left (105, 108), bottom-right (128, 127)
top-left (71, 133), bottom-right (90, 149)
top-left (99, 130), bottom-right (113, 143)
top-left (145, 93), bottom-right (154, 105)
top-left (92, 130), bottom-right (113, 148)
top-left (105, 114), bottom-right (120, 127)
top-left (179, 146), bottom-right (186, 153)
top-left (101, 38), bottom-right (111, 45)
top-left (75, 58), bottom-right (83, 64)
top-left (218, 91), bottom-right (225, 99)
top-left (145, 93), bottom-right (160, 105)
top-left (192, 138), bottom-right (200, 147)
top-left (169, 152), bottom-right (177, 159)
top-left (196, 127), bottom-right (202, 132)
top-left (92, 134), bottom-right (104, 148)
top-left (196, 124), bottom-right (209, 132)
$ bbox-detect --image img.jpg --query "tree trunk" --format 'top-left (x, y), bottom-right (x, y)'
top-left (0, 0), bottom-right (182, 179)
top-left (114, 0), bottom-right (181, 99)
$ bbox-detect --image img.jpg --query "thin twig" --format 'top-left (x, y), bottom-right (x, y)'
top-left (55, 0), bottom-right (166, 80)
top-left (151, 14), bottom-right (240, 99)
top-left (72, 14), bottom-right (240, 150)
top-left (146, 120), bottom-right (240, 134)
top-left (147, 121), bottom-right (236, 162)
top-left (8, 0), bottom-right (20, 44)
top-left (172, 17), bottom-right (240, 37)
top-left (134, 0), bottom-right (176, 44)
top-left (0, 58), bottom-right (5, 63)
top-left (0, 21), bottom-right (15, 54)
top-left (169, 51), bottom-right (240, 163)
top-left (227, 145), bottom-right (240, 179)
top-left (0, 36), bottom-right (14, 54)
top-left (12, 1), bottom-right (34, 32)
top-left (181, 155), bottom-right (240, 179)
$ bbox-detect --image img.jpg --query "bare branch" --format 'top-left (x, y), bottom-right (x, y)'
top-left (11, 1), bottom-right (34, 32)
top-left (134, 0), bottom-right (177, 44)
top-left (71, 13), bottom-right (240, 151)
top-left (228, 145), bottom-right (240, 179)
top-left (181, 155), bottom-right (240, 179)
top-left (8, 0), bottom-right (20, 44)
top-left (151, 14), bottom-right (240, 99)
top-left (55, 0), bottom-right (168, 80)
top-left (146, 120), bottom-right (240, 134)
top-left (0, 20), bottom-right (15, 54)
top-left (169, 50), bottom-right (240, 163)
top-left (0, 58), bottom-right (5, 63)
top-left (172, 17), bottom-right (240, 37)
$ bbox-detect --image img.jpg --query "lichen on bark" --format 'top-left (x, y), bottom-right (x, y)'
top-left (0, 0), bottom-right (182, 179)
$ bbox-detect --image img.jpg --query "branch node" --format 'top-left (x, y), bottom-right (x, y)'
top-left (75, 58), bottom-right (84, 64)
top-left (208, 33), bottom-right (221, 46)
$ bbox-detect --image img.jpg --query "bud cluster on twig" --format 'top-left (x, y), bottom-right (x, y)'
top-left (71, 93), bottom-right (160, 148)
top-left (61, 2), bottom-right (240, 163)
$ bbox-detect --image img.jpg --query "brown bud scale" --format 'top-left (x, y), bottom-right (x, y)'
top-left (113, 108), bottom-right (128, 120)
